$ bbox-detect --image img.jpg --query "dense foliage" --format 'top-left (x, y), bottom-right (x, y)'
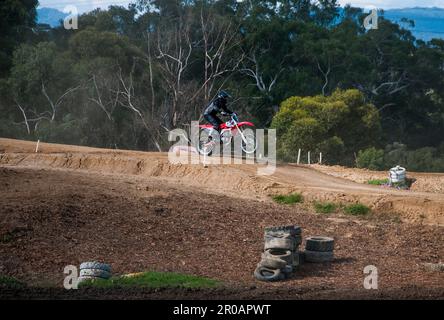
top-left (271, 89), bottom-right (380, 165)
top-left (0, 0), bottom-right (443, 171)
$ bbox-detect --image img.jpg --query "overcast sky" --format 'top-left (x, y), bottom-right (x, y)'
top-left (38, 0), bottom-right (444, 13)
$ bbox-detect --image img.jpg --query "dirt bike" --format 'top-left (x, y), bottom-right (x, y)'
top-left (196, 114), bottom-right (256, 156)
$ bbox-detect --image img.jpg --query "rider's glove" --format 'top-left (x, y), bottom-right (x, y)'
top-left (221, 111), bottom-right (229, 116)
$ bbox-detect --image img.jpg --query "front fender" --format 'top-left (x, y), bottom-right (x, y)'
top-left (237, 122), bottom-right (255, 127)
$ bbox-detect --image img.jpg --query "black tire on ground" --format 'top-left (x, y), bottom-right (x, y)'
top-left (264, 225), bottom-right (302, 236)
top-left (264, 236), bottom-right (295, 251)
top-left (304, 250), bottom-right (334, 263)
top-left (259, 254), bottom-right (287, 269)
top-left (264, 249), bottom-right (293, 265)
top-left (254, 265), bottom-right (285, 282)
top-left (293, 235), bottom-right (303, 246)
top-left (298, 251), bottom-right (305, 265)
top-left (282, 264), bottom-right (293, 275)
top-left (80, 262), bottom-right (111, 272)
top-left (292, 251), bottom-right (300, 267)
top-left (305, 236), bottom-right (335, 252)
top-left (79, 268), bottom-right (112, 279)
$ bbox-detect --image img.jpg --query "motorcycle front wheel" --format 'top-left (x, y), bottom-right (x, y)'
top-left (241, 131), bottom-right (257, 154)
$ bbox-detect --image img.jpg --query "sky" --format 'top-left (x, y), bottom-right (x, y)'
top-left (338, 0), bottom-right (444, 9)
top-left (38, 0), bottom-right (444, 13)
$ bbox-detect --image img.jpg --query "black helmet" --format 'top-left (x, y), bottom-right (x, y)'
top-left (217, 90), bottom-right (231, 99)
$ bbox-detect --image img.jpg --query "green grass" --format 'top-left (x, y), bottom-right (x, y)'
top-left (344, 203), bottom-right (371, 216)
top-left (272, 193), bottom-right (303, 204)
top-left (367, 179), bottom-right (389, 185)
top-left (0, 233), bottom-right (14, 243)
top-left (0, 275), bottom-right (26, 289)
top-left (78, 271), bottom-right (220, 289)
top-left (313, 201), bottom-right (337, 214)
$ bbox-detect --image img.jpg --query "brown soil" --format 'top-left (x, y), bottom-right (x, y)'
top-left (0, 138), bottom-right (443, 299)
top-left (312, 164), bottom-right (444, 194)
top-left (1, 138), bottom-right (443, 226)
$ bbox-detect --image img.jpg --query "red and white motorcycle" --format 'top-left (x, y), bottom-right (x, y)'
top-left (196, 114), bottom-right (256, 156)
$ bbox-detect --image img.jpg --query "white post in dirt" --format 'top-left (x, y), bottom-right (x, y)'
top-left (35, 139), bottom-right (40, 153)
top-left (297, 149), bottom-right (301, 165)
top-left (308, 151), bottom-right (311, 165)
top-left (319, 152), bottom-right (322, 164)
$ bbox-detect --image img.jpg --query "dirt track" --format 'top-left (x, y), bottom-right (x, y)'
top-left (1, 138), bottom-right (443, 225)
top-left (0, 138), bottom-right (443, 299)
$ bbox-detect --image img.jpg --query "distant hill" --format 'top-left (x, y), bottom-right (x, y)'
top-left (37, 7), bottom-right (68, 28)
top-left (383, 7), bottom-right (444, 41)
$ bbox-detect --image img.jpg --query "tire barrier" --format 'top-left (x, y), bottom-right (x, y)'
top-left (78, 261), bottom-right (112, 284)
top-left (80, 261), bottom-right (111, 272)
top-left (303, 237), bottom-right (335, 263)
top-left (264, 225), bottom-right (302, 236)
top-left (254, 265), bottom-right (285, 282)
top-left (389, 165), bottom-right (406, 184)
top-left (254, 227), bottom-right (337, 280)
top-left (304, 250), bottom-right (334, 263)
top-left (263, 249), bottom-right (293, 265)
top-left (254, 225), bottom-right (302, 282)
top-left (305, 236), bottom-right (335, 252)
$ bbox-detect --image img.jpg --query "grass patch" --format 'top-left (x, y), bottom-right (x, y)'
top-left (344, 203), bottom-right (371, 216)
top-left (0, 233), bottom-right (14, 243)
top-left (0, 275), bottom-right (26, 289)
top-left (272, 193), bottom-right (303, 204)
top-left (78, 271), bottom-right (220, 289)
top-left (367, 179), bottom-right (389, 185)
top-left (313, 201), bottom-right (337, 214)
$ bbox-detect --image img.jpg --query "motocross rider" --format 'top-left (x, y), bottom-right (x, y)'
top-left (203, 90), bottom-right (236, 136)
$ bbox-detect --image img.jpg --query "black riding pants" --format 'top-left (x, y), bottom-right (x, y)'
top-left (204, 112), bottom-right (223, 132)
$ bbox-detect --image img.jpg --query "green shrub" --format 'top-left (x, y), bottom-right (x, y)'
top-left (384, 143), bottom-right (444, 173)
top-left (313, 202), bottom-right (337, 214)
top-left (271, 89), bottom-right (381, 165)
top-left (367, 179), bottom-right (389, 185)
top-left (344, 203), bottom-right (370, 215)
top-left (356, 147), bottom-right (385, 170)
top-left (272, 193), bottom-right (304, 204)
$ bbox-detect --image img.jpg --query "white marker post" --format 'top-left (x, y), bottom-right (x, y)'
top-left (35, 139), bottom-right (40, 153)
top-left (319, 152), bottom-right (322, 164)
top-left (297, 149), bottom-right (301, 165)
top-left (308, 151), bottom-right (311, 165)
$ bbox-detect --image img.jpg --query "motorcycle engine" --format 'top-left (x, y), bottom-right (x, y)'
top-left (221, 130), bottom-right (232, 144)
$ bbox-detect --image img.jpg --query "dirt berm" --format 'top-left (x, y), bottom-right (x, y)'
top-left (0, 138), bottom-right (443, 226)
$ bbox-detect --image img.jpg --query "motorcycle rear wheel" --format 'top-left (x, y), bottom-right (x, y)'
top-left (196, 129), bottom-right (216, 156)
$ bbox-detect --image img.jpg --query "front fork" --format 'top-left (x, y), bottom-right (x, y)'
top-left (235, 124), bottom-right (248, 144)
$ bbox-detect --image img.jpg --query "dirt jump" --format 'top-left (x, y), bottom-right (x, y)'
top-left (0, 138), bottom-right (443, 299)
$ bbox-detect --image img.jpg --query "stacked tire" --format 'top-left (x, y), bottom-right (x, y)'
top-left (78, 262), bottom-right (112, 284)
top-left (254, 225), bottom-right (302, 282)
top-left (303, 237), bottom-right (335, 263)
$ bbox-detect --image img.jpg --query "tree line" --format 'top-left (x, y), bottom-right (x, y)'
top-left (0, 0), bottom-right (443, 171)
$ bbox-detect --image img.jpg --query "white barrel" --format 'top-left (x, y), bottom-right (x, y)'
top-left (389, 165), bottom-right (406, 184)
